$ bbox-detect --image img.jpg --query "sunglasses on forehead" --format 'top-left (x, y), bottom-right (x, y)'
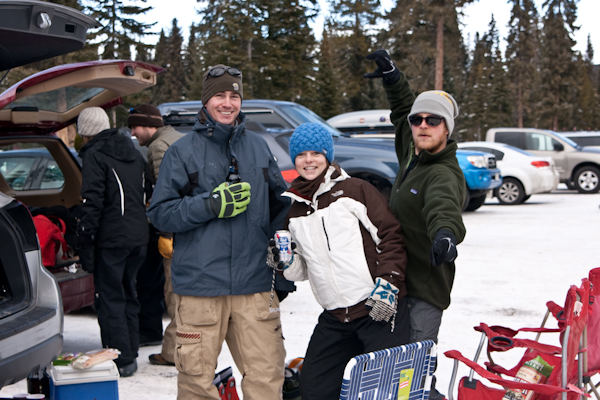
top-left (408, 115), bottom-right (444, 127)
top-left (208, 66), bottom-right (242, 79)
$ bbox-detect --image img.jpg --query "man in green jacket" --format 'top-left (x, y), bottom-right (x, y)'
top-left (129, 104), bottom-right (184, 367)
top-left (365, 49), bottom-right (466, 400)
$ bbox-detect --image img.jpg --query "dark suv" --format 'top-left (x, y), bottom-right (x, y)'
top-left (159, 99), bottom-right (400, 199)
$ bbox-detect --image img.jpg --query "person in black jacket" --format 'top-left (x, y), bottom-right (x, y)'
top-left (76, 107), bottom-right (152, 378)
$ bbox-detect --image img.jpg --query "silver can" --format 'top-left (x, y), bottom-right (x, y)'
top-left (275, 230), bottom-right (292, 263)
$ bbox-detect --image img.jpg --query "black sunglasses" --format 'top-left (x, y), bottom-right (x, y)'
top-left (408, 115), bottom-right (444, 127)
top-left (208, 67), bottom-right (242, 79)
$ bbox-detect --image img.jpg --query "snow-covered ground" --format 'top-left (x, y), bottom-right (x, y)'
top-left (2, 185), bottom-right (599, 399)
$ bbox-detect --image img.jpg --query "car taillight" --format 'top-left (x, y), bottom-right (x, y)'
top-left (281, 169), bottom-right (299, 183)
top-left (531, 161), bottom-right (550, 168)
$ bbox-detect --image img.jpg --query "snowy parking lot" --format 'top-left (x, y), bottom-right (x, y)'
top-left (2, 185), bottom-right (599, 399)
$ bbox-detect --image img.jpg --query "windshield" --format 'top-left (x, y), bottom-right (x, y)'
top-left (8, 86), bottom-right (105, 113)
top-left (279, 104), bottom-right (341, 137)
top-left (553, 132), bottom-right (580, 148)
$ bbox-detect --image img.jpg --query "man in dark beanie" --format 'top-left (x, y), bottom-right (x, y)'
top-left (76, 107), bottom-right (152, 378)
top-left (128, 104), bottom-right (183, 367)
top-left (147, 65), bottom-right (290, 399)
top-left (365, 50), bottom-right (466, 400)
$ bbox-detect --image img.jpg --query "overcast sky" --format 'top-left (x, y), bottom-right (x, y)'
top-left (140, 0), bottom-right (599, 63)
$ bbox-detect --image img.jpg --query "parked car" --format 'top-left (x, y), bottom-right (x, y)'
top-left (159, 100), bottom-right (399, 200)
top-left (485, 128), bottom-right (600, 193)
top-left (326, 109), bottom-right (502, 211)
top-left (0, 59), bottom-right (162, 389)
top-left (457, 142), bottom-right (559, 205)
top-left (560, 131), bottom-right (600, 148)
top-left (0, 0), bottom-right (100, 389)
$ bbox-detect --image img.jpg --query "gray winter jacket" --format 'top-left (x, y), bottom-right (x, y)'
top-left (146, 108), bottom-right (290, 297)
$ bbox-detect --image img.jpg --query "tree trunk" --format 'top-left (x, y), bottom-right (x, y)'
top-left (435, 15), bottom-right (444, 90)
top-left (517, 73), bottom-right (523, 128)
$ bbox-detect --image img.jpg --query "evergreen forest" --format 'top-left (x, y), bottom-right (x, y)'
top-left (2, 0), bottom-right (598, 140)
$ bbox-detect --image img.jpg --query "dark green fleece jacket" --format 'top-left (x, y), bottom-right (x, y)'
top-left (385, 74), bottom-right (466, 311)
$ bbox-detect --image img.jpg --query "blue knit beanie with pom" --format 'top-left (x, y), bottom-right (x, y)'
top-left (289, 123), bottom-right (335, 163)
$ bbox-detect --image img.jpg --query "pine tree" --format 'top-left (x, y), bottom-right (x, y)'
top-left (184, 24), bottom-right (205, 101)
top-left (380, 0), bottom-right (467, 97)
top-left (149, 21), bottom-right (187, 105)
top-left (538, 0), bottom-right (579, 131)
top-left (505, 0), bottom-right (541, 127)
top-left (253, 0), bottom-right (318, 103)
top-left (85, 0), bottom-right (156, 60)
top-left (315, 24), bottom-right (343, 119)
top-left (329, 0), bottom-right (382, 111)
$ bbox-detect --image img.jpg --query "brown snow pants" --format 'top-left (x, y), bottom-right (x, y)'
top-left (175, 292), bottom-right (286, 400)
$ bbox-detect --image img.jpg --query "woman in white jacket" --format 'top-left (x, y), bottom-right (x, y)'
top-left (270, 123), bottom-right (410, 400)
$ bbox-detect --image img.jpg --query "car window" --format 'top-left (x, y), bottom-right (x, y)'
top-left (0, 143), bottom-right (65, 190)
top-left (8, 86), bottom-right (105, 113)
top-left (495, 131), bottom-right (522, 148)
top-left (565, 136), bottom-right (600, 147)
top-left (279, 104), bottom-right (341, 137)
top-left (525, 132), bottom-right (559, 151)
top-left (243, 109), bottom-right (294, 131)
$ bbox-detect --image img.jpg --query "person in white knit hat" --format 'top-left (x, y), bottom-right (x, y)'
top-left (76, 106), bottom-right (152, 378)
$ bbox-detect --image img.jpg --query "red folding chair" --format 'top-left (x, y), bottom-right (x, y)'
top-left (445, 269), bottom-right (596, 400)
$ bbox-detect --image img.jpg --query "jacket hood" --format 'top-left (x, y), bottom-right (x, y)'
top-left (191, 107), bottom-right (247, 145)
top-left (79, 129), bottom-right (139, 162)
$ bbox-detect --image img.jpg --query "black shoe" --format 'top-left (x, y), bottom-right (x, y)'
top-left (118, 360), bottom-right (138, 378)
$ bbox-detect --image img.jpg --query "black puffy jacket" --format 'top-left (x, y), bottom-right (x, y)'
top-left (78, 129), bottom-right (151, 248)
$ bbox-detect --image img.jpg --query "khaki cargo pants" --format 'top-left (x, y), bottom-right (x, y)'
top-left (174, 292), bottom-right (285, 400)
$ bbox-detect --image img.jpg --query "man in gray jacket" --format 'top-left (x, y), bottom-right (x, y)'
top-left (147, 65), bottom-right (290, 399)
top-left (129, 104), bottom-right (183, 367)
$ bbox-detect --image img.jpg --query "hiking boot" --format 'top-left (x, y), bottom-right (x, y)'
top-left (149, 353), bottom-right (175, 366)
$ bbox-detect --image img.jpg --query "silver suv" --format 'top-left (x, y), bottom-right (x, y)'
top-left (486, 128), bottom-right (600, 193)
top-left (0, 0), bottom-right (98, 389)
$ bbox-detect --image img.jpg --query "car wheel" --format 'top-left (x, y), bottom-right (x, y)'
top-left (574, 166), bottom-right (600, 193)
top-left (461, 186), bottom-right (470, 212)
top-left (464, 193), bottom-right (487, 211)
top-left (495, 178), bottom-right (525, 205)
top-left (522, 195), bottom-right (531, 203)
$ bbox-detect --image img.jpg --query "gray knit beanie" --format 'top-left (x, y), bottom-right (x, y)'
top-left (78, 107), bottom-right (110, 137)
top-left (408, 91), bottom-right (459, 135)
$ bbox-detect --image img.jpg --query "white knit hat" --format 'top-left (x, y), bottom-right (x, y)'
top-left (78, 107), bottom-right (110, 137)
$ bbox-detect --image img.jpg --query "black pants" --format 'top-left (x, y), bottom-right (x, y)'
top-left (94, 245), bottom-right (146, 367)
top-left (136, 233), bottom-right (165, 343)
top-left (300, 296), bottom-right (410, 400)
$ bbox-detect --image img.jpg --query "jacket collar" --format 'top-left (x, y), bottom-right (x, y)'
top-left (284, 165), bottom-right (350, 208)
top-left (147, 125), bottom-right (176, 146)
top-left (191, 107), bottom-right (247, 145)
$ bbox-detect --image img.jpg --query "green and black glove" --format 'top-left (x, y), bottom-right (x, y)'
top-left (209, 181), bottom-right (251, 218)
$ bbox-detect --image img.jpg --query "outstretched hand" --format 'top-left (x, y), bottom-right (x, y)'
top-left (364, 49), bottom-right (401, 85)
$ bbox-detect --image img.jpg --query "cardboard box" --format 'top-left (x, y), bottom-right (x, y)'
top-left (48, 360), bottom-right (119, 400)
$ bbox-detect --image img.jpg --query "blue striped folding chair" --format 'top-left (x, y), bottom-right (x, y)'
top-left (339, 340), bottom-right (437, 400)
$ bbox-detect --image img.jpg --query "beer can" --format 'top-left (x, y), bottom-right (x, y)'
top-left (275, 230), bottom-right (292, 263)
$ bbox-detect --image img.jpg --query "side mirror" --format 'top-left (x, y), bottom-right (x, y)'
top-left (553, 142), bottom-right (564, 151)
